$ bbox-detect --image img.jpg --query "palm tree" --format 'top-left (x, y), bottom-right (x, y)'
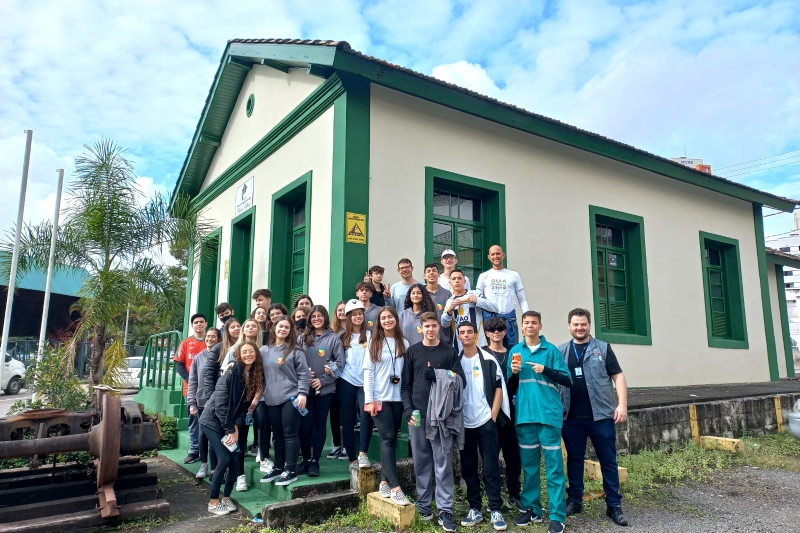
top-left (1, 139), bottom-right (210, 384)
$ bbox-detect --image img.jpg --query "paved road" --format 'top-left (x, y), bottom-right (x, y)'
top-left (0, 390), bottom-right (31, 417)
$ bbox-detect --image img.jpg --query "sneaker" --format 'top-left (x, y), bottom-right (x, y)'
top-left (308, 459), bottom-right (320, 477)
top-left (461, 508), bottom-right (483, 526)
top-left (606, 506), bottom-right (629, 526)
top-left (261, 468), bottom-right (283, 483)
top-left (326, 446), bottom-right (342, 459)
top-left (419, 510), bottom-right (435, 521)
top-left (275, 471), bottom-right (298, 486)
top-left (296, 460), bottom-right (309, 475)
top-left (506, 496), bottom-right (524, 512)
top-left (260, 458), bottom-right (275, 472)
top-left (358, 454), bottom-right (371, 468)
top-left (249, 443), bottom-right (259, 456)
top-left (183, 453), bottom-right (199, 464)
top-left (379, 483), bottom-right (391, 498)
top-left (196, 462), bottom-right (208, 479)
top-left (515, 509), bottom-right (543, 526)
top-left (337, 447), bottom-right (349, 460)
top-left (548, 520), bottom-right (565, 533)
top-left (208, 501), bottom-right (230, 515)
top-left (255, 450), bottom-right (262, 462)
top-left (565, 500), bottom-right (583, 516)
top-left (390, 488), bottom-right (411, 506)
top-left (490, 511), bottom-right (507, 531)
top-left (223, 498), bottom-right (237, 512)
top-left (438, 511), bottom-right (457, 532)
top-left (235, 474), bottom-right (248, 492)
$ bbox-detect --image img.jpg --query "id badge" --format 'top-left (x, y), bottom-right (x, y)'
top-left (575, 367), bottom-right (584, 378)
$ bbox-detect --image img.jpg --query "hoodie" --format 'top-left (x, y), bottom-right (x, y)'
top-left (187, 348), bottom-right (212, 409)
top-left (299, 328), bottom-right (344, 396)
top-left (260, 344), bottom-right (312, 406)
top-left (398, 307), bottom-right (424, 345)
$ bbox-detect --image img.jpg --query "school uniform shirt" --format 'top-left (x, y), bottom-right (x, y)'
top-left (398, 308), bottom-right (425, 345)
top-left (341, 331), bottom-right (371, 387)
top-left (389, 281), bottom-right (416, 310)
top-left (476, 268), bottom-right (530, 314)
top-left (438, 273), bottom-right (471, 292)
top-left (174, 336), bottom-right (206, 396)
top-left (440, 290), bottom-right (498, 351)
top-left (363, 303), bottom-right (381, 331)
top-left (363, 337), bottom-right (409, 403)
top-left (428, 286), bottom-right (453, 344)
top-left (460, 352), bottom-right (502, 428)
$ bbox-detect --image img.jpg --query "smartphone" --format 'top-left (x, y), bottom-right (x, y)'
top-left (364, 400), bottom-right (383, 412)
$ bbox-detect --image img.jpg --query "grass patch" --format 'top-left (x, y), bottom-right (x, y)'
top-left (115, 516), bottom-right (178, 531)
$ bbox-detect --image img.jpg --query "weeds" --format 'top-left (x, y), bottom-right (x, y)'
top-left (115, 516), bottom-right (178, 531)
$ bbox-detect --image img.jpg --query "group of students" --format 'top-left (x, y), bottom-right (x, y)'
top-left (172, 246), bottom-right (630, 532)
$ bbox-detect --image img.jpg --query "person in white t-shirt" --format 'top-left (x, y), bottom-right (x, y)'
top-left (476, 245), bottom-right (529, 346)
top-left (438, 249), bottom-right (471, 292)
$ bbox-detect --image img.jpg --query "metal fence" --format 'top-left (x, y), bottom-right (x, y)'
top-left (139, 330), bottom-right (185, 418)
top-left (6, 339), bottom-right (147, 379)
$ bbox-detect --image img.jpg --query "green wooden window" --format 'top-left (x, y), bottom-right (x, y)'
top-left (289, 202), bottom-right (306, 308)
top-left (432, 190), bottom-right (485, 283)
top-left (699, 232), bottom-right (748, 349)
top-left (196, 228), bottom-right (222, 323)
top-left (589, 206), bottom-right (652, 345)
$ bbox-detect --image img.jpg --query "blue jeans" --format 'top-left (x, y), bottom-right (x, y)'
top-left (562, 417), bottom-right (622, 507)
top-left (187, 403), bottom-right (199, 454)
top-left (483, 310), bottom-right (518, 346)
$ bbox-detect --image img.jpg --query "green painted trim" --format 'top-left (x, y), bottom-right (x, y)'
top-left (228, 43), bottom-right (338, 66)
top-left (753, 204), bottom-right (780, 380)
top-left (227, 206), bottom-right (256, 319)
top-left (246, 94), bottom-right (255, 118)
top-left (183, 241), bottom-right (195, 337)
top-left (268, 172), bottom-right (313, 305)
top-left (331, 52), bottom-right (795, 213)
top-left (698, 231), bottom-right (749, 349)
top-left (588, 205), bottom-right (652, 345)
top-left (766, 251), bottom-right (800, 270)
top-left (424, 167), bottom-right (506, 277)
top-left (307, 64), bottom-right (334, 79)
top-left (227, 56), bottom-right (253, 71)
top-left (189, 74), bottom-right (345, 210)
top-left (196, 227), bottom-right (222, 324)
top-left (774, 264), bottom-right (796, 378)
top-left (329, 74), bottom-right (371, 308)
top-left (260, 58), bottom-right (291, 73)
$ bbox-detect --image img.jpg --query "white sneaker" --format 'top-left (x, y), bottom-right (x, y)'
top-left (255, 450), bottom-right (262, 463)
top-left (358, 454), bottom-right (371, 468)
top-left (235, 474), bottom-right (248, 492)
top-left (379, 483), bottom-right (391, 498)
top-left (196, 462), bottom-right (208, 479)
top-left (260, 458), bottom-right (274, 472)
top-left (390, 488), bottom-right (411, 506)
top-left (208, 501), bottom-right (230, 515)
top-left (223, 498), bottom-right (237, 512)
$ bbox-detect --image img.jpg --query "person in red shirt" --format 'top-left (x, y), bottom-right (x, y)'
top-left (175, 313), bottom-right (208, 464)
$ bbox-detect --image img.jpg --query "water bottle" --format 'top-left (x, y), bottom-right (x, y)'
top-left (327, 358), bottom-right (342, 378)
top-left (291, 396), bottom-right (308, 416)
top-left (245, 412), bottom-right (253, 426)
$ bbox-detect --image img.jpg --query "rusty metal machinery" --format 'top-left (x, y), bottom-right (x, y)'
top-left (0, 389), bottom-right (162, 518)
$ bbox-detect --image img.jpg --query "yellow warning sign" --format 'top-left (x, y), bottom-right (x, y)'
top-left (346, 212), bottom-right (367, 244)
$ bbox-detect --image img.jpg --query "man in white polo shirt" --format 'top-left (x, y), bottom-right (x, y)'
top-left (438, 249), bottom-right (471, 292)
top-left (476, 245), bottom-right (529, 346)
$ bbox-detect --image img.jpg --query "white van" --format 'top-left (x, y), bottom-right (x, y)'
top-left (2, 354), bottom-right (26, 395)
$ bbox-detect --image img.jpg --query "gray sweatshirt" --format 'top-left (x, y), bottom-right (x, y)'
top-left (299, 328), bottom-right (344, 396)
top-left (428, 286), bottom-right (453, 344)
top-left (398, 307), bottom-right (424, 345)
top-left (187, 348), bottom-right (212, 409)
top-left (260, 344), bottom-right (312, 406)
top-left (425, 368), bottom-right (465, 450)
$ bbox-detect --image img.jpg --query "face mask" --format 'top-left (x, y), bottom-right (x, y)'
top-left (296, 318), bottom-right (307, 330)
top-left (220, 315), bottom-right (233, 323)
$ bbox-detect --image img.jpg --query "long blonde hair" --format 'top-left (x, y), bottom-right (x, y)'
top-left (233, 319), bottom-right (263, 353)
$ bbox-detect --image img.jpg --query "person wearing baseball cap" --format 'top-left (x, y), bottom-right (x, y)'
top-left (337, 299), bottom-right (374, 465)
top-left (439, 249), bottom-right (471, 292)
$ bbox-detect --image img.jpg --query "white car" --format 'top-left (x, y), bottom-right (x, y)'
top-left (2, 354), bottom-right (26, 395)
top-left (123, 357), bottom-right (143, 389)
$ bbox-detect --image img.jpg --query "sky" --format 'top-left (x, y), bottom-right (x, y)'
top-left (0, 0), bottom-right (798, 242)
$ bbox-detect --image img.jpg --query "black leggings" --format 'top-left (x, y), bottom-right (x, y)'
top-left (299, 392), bottom-right (335, 462)
top-left (330, 393), bottom-right (342, 448)
top-left (201, 424), bottom-right (238, 499)
top-left (235, 402), bottom-right (268, 473)
top-left (371, 401), bottom-right (403, 487)
top-left (267, 400), bottom-right (302, 473)
top-left (197, 408), bottom-right (217, 470)
top-left (337, 379), bottom-right (373, 461)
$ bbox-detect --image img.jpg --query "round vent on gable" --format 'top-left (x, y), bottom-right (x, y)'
top-left (246, 94), bottom-right (255, 117)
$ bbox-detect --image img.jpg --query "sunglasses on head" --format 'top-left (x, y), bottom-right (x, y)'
top-left (485, 328), bottom-right (506, 333)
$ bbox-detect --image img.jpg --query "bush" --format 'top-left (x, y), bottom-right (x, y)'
top-left (8, 347), bottom-right (90, 416)
top-left (158, 415), bottom-right (178, 450)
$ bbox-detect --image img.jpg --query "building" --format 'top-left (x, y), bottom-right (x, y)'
top-left (170, 39), bottom-right (798, 386)
top-left (765, 209), bottom-right (800, 352)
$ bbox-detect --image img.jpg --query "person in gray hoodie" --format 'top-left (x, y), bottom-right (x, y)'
top-left (259, 316), bottom-right (311, 487)
top-left (187, 327), bottom-right (221, 479)
top-left (298, 305), bottom-right (344, 477)
top-left (399, 284), bottom-right (438, 346)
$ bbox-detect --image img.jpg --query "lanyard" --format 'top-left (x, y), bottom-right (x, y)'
top-left (571, 341), bottom-right (588, 363)
top-left (384, 338), bottom-right (397, 374)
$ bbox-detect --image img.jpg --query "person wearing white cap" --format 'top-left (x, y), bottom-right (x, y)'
top-left (337, 299), bottom-right (374, 465)
top-left (439, 249), bottom-right (471, 292)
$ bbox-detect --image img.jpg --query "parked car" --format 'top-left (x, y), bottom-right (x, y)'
top-left (2, 354), bottom-right (26, 395)
top-left (141, 354), bottom-right (178, 388)
top-left (123, 357), bottom-right (143, 389)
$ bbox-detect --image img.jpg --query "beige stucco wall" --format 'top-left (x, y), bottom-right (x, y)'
top-left (202, 66), bottom-right (324, 188)
top-left (189, 106), bottom-right (334, 319)
top-left (369, 84), bottom-right (771, 387)
top-left (768, 264), bottom-right (788, 377)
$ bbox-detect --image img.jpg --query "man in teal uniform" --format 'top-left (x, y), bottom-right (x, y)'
top-left (508, 311), bottom-right (572, 533)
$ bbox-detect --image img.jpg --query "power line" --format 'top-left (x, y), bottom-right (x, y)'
top-left (765, 229), bottom-right (799, 241)
top-left (721, 160), bottom-right (800, 179)
top-left (718, 154), bottom-right (800, 176)
top-left (716, 148), bottom-right (800, 171)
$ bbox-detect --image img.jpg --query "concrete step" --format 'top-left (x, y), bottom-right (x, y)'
top-left (262, 489), bottom-right (360, 528)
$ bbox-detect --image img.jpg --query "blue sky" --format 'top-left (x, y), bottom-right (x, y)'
top-left (0, 0), bottom-right (798, 240)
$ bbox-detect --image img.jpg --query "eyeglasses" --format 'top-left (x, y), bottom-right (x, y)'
top-left (398, 266), bottom-right (412, 271)
top-left (485, 328), bottom-right (506, 333)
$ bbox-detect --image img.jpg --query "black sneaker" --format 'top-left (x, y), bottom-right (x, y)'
top-left (548, 520), bottom-right (565, 533)
top-left (326, 446), bottom-right (342, 459)
top-left (337, 448), bottom-right (349, 460)
top-left (565, 500), bottom-right (583, 516)
top-left (515, 509), bottom-right (543, 526)
top-left (183, 453), bottom-right (199, 464)
top-left (438, 511), bottom-right (457, 532)
top-left (506, 496), bottom-right (524, 511)
top-left (296, 460), bottom-right (309, 475)
top-left (275, 471), bottom-right (297, 486)
top-left (606, 506), bottom-right (629, 526)
top-left (260, 468), bottom-right (283, 483)
top-left (308, 459), bottom-right (320, 477)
